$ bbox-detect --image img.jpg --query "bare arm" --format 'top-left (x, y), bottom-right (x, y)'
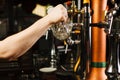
top-left (0, 4), bottom-right (68, 60)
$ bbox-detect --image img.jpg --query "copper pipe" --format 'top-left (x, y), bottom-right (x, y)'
top-left (91, 0), bottom-right (107, 62)
top-left (86, 0), bottom-right (107, 80)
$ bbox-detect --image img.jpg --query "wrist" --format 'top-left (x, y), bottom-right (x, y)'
top-left (45, 14), bottom-right (53, 25)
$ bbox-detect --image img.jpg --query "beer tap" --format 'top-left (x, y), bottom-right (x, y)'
top-left (75, 0), bottom-right (91, 79)
top-left (105, 3), bottom-right (119, 34)
top-left (83, 0), bottom-right (91, 74)
top-left (67, 0), bottom-right (78, 17)
top-left (105, 33), bottom-right (120, 80)
top-left (89, 3), bottom-right (119, 35)
top-left (50, 37), bottom-right (57, 68)
top-left (105, 2), bottom-right (120, 80)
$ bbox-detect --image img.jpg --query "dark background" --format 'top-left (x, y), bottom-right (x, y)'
top-left (0, 0), bottom-right (120, 80)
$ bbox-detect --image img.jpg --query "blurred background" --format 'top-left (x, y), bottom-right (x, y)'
top-left (0, 0), bottom-right (120, 80)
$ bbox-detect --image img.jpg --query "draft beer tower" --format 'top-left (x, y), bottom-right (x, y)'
top-left (86, 0), bottom-right (108, 80)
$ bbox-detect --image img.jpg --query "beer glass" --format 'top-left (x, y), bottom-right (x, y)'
top-left (51, 20), bottom-right (73, 40)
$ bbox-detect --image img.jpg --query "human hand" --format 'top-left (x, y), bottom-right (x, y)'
top-left (47, 4), bottom-right (68, 24)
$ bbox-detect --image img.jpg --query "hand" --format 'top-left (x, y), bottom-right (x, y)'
top-left (47, 4), bottom-right (68, 24)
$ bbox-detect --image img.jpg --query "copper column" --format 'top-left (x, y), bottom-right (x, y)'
top-left (86, 0), bottom-right (107, 80)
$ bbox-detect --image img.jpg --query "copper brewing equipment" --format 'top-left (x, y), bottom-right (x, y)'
top-left (86, 0), bottom-right (108, 80)
top-left (51, 0), bottom-right (107, 79)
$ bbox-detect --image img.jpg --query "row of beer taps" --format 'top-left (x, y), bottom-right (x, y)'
top-left (45, 0), bottom-right (120, 79)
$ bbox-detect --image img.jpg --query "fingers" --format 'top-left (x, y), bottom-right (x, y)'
top-left (64, 11), bottom-right (68, 22)
top-left (47, 4), bottom-right (68, 24)
top-left (58, 4), bottom-right (68, 22)
top-left (63, 7), bottom-right (68, 22)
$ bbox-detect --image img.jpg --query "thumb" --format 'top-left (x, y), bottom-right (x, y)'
top-left (47, 6), bottom-right (54, 14)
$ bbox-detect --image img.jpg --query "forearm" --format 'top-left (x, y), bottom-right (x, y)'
top-left (0, 4), bottom-right (68, 60)
top-left (0, 15), bottom-right (52, 60)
